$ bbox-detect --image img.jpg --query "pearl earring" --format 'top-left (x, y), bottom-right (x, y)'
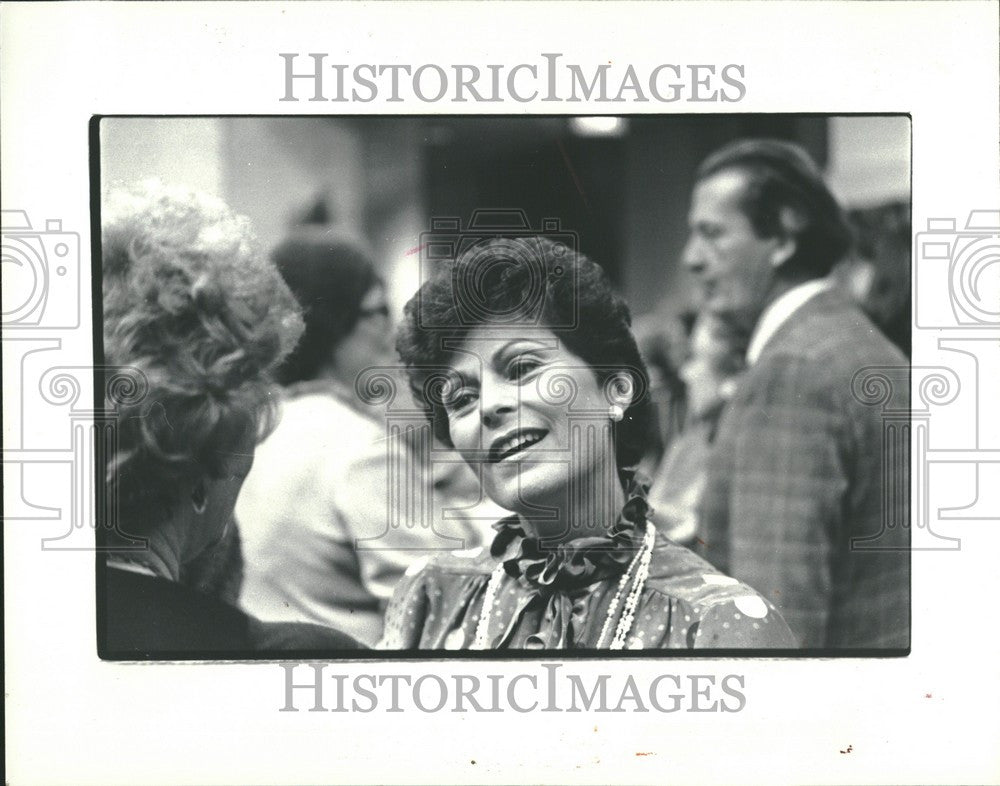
top-left (609, 404), bottom-right (624, 422)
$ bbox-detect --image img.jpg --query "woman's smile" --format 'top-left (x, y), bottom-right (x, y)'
top-left (443, 325), bottom-right (618, 514)
top-left (489, 427), bottom-right (549, 463)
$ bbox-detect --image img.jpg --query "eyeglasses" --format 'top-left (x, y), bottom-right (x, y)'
top-left (358, 304), bottom-right (390, 320)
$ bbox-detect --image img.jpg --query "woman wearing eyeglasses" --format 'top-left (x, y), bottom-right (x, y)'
top-left (236, 229), bottom-right (485, 646)
top-left (379, 238), bottom-right (797, 650)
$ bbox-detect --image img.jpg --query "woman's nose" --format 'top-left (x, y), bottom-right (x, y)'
top-left (480, 378), bottom-right (518, 428)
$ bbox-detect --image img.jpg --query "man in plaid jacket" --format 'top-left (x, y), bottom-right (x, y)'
top-left (683, 139), bottom-right (910, 649)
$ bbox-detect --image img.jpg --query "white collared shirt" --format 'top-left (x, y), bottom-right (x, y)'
top-left (745, 279), bottom-right (834, 366)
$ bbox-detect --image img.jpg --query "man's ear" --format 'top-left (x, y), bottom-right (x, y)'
top-left (770, 236), bottom-right (797, 268)
top-left (771, 206), bottom-right (803, 268)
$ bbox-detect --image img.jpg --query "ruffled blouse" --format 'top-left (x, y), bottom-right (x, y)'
top-left (378, 482), bottom-right (798, 650)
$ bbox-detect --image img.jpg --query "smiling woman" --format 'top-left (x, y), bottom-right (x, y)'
top-left (441, 328), bottom-right (627, 534)
top-left (379, 237), bottom-right (799, 650)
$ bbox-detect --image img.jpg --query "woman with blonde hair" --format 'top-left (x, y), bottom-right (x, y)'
top-left (100, 184), bottom-right (357, 654)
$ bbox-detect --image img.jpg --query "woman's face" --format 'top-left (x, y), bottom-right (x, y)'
top-left (333, 285), bottom-right (394, 386)
top-left (442, 326), bottom-right (623, 514)
top-left (187, 441), bottom-right (256, 562)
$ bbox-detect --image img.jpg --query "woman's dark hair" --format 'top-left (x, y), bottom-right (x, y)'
top-left (697, 138), bottom-right (854, 278)
top-left (396, 237), bottom-right (657, 479)
top-left (272, 229), bottom-right (383, 385)
top-left (102, 183), bottom-right (304, 533)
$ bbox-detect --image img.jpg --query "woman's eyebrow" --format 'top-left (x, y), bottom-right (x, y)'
top-left (444, 353), bottom-right (480, 386)
top-left (491, 338), bottom-right (554, 364)
top-left (442, 368), bottom-right (471, 390)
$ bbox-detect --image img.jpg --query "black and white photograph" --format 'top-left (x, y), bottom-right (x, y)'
top-left (97, 114), bottom-right (911, 656)
top-left (3, 2), bottom-right (998, 784)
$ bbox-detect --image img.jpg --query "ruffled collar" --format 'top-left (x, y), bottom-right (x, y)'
top-left (489, 473), bottom-right (651, 597)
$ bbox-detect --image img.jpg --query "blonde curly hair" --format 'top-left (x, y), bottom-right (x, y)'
top-left (102, 183), bottom-right (304, 531)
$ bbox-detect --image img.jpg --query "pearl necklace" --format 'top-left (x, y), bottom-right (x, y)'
top-left (471, 523), bottom-right (656, 650)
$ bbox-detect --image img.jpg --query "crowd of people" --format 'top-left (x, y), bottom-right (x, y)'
top-left (100, 138), bottom-right (910, 654)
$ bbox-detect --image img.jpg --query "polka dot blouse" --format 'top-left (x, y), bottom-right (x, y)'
top-left (378, 515), bottom-right (798, 651)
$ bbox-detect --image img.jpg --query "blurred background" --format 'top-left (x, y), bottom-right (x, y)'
top-left (100, 114), bottom-right (912, 560)
top-left (99, 114), bottom-right (911, 357)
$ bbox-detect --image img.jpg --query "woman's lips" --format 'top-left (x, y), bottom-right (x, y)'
top-left (489, 428), bottom-right (549, 463)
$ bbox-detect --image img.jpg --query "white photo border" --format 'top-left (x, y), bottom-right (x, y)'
top-left (3, 2), bottom-right (998, 784)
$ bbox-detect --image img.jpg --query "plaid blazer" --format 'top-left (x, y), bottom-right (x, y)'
top-left (696, 289), bottom-right (910, 649)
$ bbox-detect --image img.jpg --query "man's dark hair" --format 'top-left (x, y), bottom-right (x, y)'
top-left (396, 237), bottom-right (657, 478)
top-left (697, 138), bottom-right (854, 278)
